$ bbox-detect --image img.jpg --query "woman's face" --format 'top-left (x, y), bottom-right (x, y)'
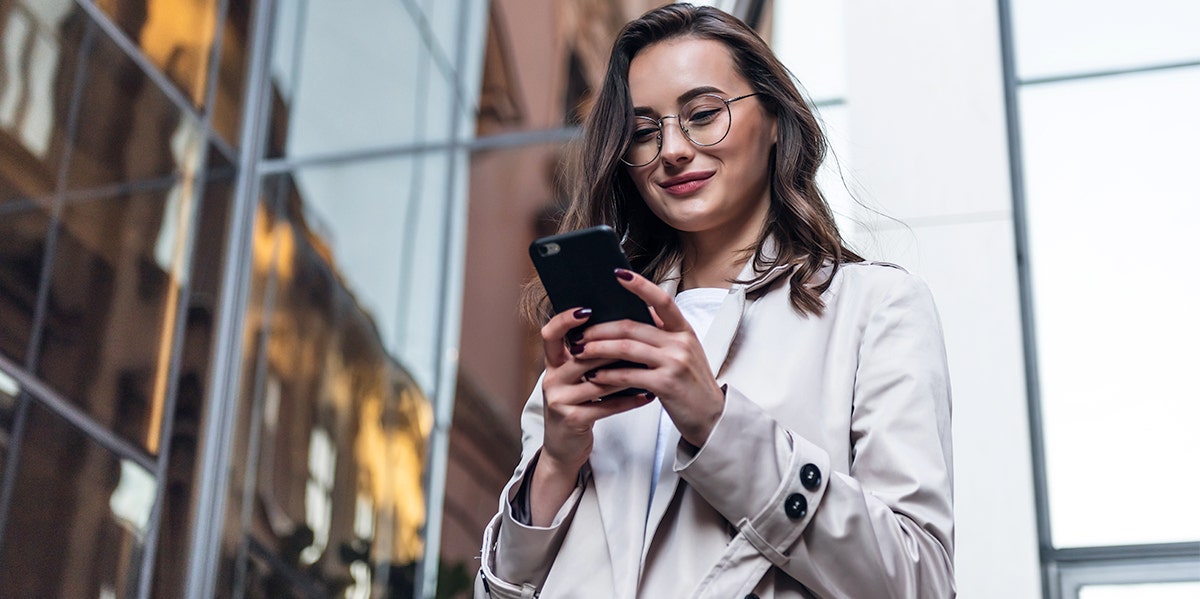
top-left (625, 37), bottom-right (777, 242)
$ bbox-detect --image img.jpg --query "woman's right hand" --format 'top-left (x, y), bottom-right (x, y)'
top-left (530, 307), bottom-right (654, 526)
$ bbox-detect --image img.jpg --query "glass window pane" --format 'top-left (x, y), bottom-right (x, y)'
top-left (267, 0), bottom-right (428, 158)
top-left (1080, 582), bottom-right (1200, 599)
top-left (1011, 0), bottom-right (1200, 80)
top-left (1020, 67), bottom-right (1200, 547)
top-left (34, 171), bottom-right (204, 453)
top-left (0, 3), bottom-right (67, 201)
top-left (771, 0), bottom-right (848, 102)
top-left (218, 172), bottom-right (435, 597)
top-left (62, 16), bottom-right (207, 192)
top-left (0, 367), bottom-right (19, 464)
top-left (211, 1), bottom-right (252, 148)
top-left (149, 162), bottom-right (233, 599)
top-left (0, 401), bottom-right (154, 597)
top-left (0, 200), bottom-right (50, 365)
top-left (89, 0), bottom-right (222, 107)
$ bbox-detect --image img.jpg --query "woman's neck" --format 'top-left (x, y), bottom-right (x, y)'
top-left (679, 223), bottom-right (764, 292)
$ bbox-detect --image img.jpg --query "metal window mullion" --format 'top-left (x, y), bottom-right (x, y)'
top-left (255, 125), bottom-right (584, 175)
top-left (0, 355), bottom-right (156, 473)
top-left (415, 0), bottom-right (481, 596)
top-left (1019, 59), bottom-right (1200, 87)
top-left (995, 1), bottom-right (1057, 598)
top-left (135, 0), bottom-right (236, 593)
top-left (183, 0), bottom-right (278, 597)
top-left (231, 190), bottom-right (285, 599)
top-left (1059, 555), bottom-right (1200, 598)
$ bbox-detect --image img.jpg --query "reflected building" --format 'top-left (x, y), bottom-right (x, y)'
top-left (0, 0), bottom-right (770, 597)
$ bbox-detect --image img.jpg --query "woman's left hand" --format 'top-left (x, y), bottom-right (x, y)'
top-left (572, 268), bottom-right (726, 447)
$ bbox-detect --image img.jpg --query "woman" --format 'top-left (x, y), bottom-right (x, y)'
top-left (476, 4), bottom-right (954, 598)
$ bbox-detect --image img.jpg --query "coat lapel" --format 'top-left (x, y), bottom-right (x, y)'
top-left (591, 403), bottom-right (660, 599)
top-left (596, 251), bottom-right (796, 587)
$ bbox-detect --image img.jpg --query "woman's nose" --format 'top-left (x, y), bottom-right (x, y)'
top-left (658, 117), bottom-right (693, 164)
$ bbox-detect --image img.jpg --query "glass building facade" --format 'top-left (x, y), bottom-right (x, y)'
top-left (0, 0), bottom-right (1196, 598)
top-left (0, 0), bottom-right (487, 596)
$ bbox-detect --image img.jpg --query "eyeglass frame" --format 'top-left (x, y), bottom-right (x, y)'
top-left (620, 92), bottom-right (762, 167)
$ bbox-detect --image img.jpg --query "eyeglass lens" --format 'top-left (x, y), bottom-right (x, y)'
top-left (623, 94), bottom-right (733, 167)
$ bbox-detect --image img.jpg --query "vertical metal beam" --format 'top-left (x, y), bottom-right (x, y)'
top-left (183, 0), bottom-right (277, 597)
top-left (415, 0), bottom-right (482, 595)
top-left (995, 1), bottom-right (1055, 598)
top-left (137, 0), bottom-right (234, 594)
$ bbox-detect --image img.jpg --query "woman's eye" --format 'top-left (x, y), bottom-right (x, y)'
top-left (632, 127), bottom-right (659, 143)
top-left (687, 108), bottom-right (722, 125)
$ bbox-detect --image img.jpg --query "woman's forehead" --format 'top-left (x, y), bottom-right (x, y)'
top-left (627, 37), bottom-right (746, 108)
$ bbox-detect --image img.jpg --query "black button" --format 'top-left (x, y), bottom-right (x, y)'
top-left (800, 463), bottom-right (822, 490)
top-left (745, 594), bottom-right (760, 599)
top-left (784, 493), bottom-right (807, 520)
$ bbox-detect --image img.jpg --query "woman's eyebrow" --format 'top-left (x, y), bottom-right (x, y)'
top-left (632, 85), bottom-right (727, 116)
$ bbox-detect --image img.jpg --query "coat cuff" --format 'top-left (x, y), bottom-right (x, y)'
top-left (675, 384), bottom-right (831, 556)
top-left (479, 457), bottom-right (589, 593)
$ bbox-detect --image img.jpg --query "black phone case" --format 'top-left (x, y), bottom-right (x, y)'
top-left (529, 226), bottom-right (653, 398)
top-left (529, 225), bottom-right (654, 329)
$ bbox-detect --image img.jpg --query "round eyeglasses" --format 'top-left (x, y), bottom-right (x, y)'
top-left (621, 92), bottom-right (761, 167)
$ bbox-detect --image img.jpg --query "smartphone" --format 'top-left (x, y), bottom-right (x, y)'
top-left (529, 225), bottom-right (654, 396)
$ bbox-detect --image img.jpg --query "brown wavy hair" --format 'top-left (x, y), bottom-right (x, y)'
top-left (522, 3), bottom-right (861, 324)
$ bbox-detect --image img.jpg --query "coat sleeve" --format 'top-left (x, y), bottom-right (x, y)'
top-left (676, 274), bottom-right (956, 598)
top-left (475, 379), bottom-right (589, 598)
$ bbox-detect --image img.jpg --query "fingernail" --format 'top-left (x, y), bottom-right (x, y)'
top-left (566, 330), bottom-right (583, 344)
top-left (573, 308), bottom-right (592, 319)
top-left (614, 268), bottom-right (634, 281)
top-left (570, 344), bottom-right (585, 355)
top-left (643, 392), bottom-right (656, 400)
top-left (583, 369), bottom-right (596, 379)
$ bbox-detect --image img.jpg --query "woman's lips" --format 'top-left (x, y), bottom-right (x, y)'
top-left (659, 171), bottom-right (714, 195)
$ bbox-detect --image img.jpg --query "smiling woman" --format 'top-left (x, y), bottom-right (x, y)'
top-left (478, 4), bottom-right (956, 598)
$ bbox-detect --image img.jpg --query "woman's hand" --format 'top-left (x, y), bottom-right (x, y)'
top-left (532, 306), bottom-right (655, 525)
top-left (573, 269), bottom-right (726, 448)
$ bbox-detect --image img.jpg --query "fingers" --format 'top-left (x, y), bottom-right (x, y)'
top-left (541, 307), bottom-right (593, 367)
top-left (615, 268), bottom-right (690, 332)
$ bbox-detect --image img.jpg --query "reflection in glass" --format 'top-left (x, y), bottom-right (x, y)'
top-left (1080, 581), bottom-right (1200, 599)
top-left (0, 2), bottom-right (69, 202)
top-left (211, 1), bottom-right (253, 146)
top-left (89, 0), bottom-right (221, 108)
top-left (219, 185), bottom-right (433, 597)
top-left (0, 367), bottom-right (19, 465)
top-left (59, 13), bottom-right (207, 192)
top-left (0, 401), bottom-right (154, 597)
top-left (0, 204), bottom-right (51, 365)
top-left (267, 0), bottom-right (436, 158)
top-left (1011, 0), bottom-right (1200, 80)
top-left (1021, 68), bottom-right (1200, 547)
top-left (149, 166), bottom-right (233, 599)
top-left (34, 172), bottom-right (201, 453)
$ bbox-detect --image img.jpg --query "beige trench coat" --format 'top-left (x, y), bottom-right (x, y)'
top-left (476, 256), bottom-right (955, 598)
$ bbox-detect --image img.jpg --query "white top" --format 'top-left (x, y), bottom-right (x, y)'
top-left (649, 287), bottom-right (728, 511)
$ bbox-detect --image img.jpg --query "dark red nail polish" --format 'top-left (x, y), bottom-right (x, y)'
top-left (614, 268), bottom-right (634, 281)
top-left (573, 308), bottom-right (592, 319)
top-left (643, 392), bottom-right (656, 400)
top-left (570, 344), bottom-right (585, 355)
top-left (566, 330), bottom-right (584, 344)
top-left (583, 369), bottom-right (596, 379)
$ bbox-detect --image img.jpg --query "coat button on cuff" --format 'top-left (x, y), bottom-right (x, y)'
top-left (800, 463), bottom-right (822, 490)
top-left (745, 594), bottom-right (761, 599)
top-left (784, 493), bottom-right (808, 520)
